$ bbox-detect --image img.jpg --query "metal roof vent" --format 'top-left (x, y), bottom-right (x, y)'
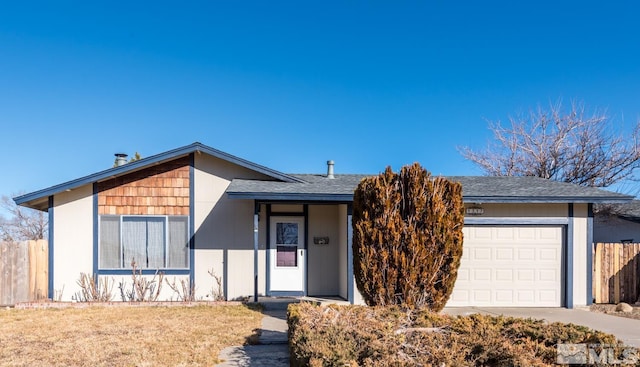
top-left (327, 160), bottom-right (335, 179)
top-left (115, 153), bottom-right (128, 167)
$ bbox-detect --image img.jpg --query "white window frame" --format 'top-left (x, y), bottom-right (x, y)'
top-left (99, 214), bottom-right (190, 270)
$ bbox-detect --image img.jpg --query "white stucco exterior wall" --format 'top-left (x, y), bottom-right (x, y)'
top-left (193, 154), bottom-right (272, 301)
top-left (307, 205), bottom-right (339, 296)
top-left (594, 215), bottom-right (640, 244)
top-left (572, 203), bottom-right (589, 307)
top-left (53, 185), bottom-right (93, 301)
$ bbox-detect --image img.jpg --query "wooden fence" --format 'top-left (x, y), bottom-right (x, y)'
top-left (593, 242), bottom-right (640, 304)
top-left (0, 240), bottom-right (48, 306)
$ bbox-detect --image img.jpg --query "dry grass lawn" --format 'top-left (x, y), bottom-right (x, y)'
top-left (0, 304), bottom-right (263, 367)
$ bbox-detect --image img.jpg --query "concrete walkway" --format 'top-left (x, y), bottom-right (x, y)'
top-left (216, 302), bottom-right (292, 366)
top-left (443, 307), bottom-right (640, 347)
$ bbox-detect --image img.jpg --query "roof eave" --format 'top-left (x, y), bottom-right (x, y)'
top-left (227, 193), bottom-right (634, 204)
top-left (226, 192), bottom-right (354, 202)
top-left (462, 195), bottom-right (633, 204)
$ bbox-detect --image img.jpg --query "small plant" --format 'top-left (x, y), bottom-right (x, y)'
top-left (166, 277), bottom-right (196, 302)
top-left (118, 260), bottom-right (164, 302)
top-left (207, 268), bottom-right (224, 301)
top-left (53, 285), bottom-right (65, 302)
top-left (75, 273), bottom-right (114, 302)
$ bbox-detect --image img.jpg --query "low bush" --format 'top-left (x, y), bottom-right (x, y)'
top-left (288, 303), bottom-right (626, 367)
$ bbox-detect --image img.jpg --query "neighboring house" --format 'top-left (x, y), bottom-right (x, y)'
top-left (14, 142), bottom-right (632, 308)
top-left (594, 200), bottom-right (640, 243)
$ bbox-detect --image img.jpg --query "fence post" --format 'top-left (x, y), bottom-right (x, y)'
top-left (594, 243), bottom-right (601, 303)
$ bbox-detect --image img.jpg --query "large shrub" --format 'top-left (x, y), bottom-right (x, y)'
top-left (288, 303), bottom-right (623, 367)
top-left (352, 163), bottom-right (464, 310)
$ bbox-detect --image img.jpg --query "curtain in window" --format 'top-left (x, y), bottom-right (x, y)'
top-left (122, 218), bottom-right (148, 268)
top-left (168, 217), bottom-right (189, 268)
top-left (99, 216), bottom-right (121, 268)
top-left (146, 218), bottom-right (165, 268)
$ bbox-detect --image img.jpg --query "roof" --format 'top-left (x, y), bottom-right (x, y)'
top-left (15, 142), bottom-right (633, 210)
top-left (595, 200), bottom-right (640, 220)
top-left (226, 174), bottom-right (367, 202)
top-left (227, 175), bottom-right (633, 203)
top-left (14, 142), bottom-right (304, 211)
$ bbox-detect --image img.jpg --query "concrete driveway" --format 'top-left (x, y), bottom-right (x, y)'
top-left (443, 307), bottom-right (640, 347)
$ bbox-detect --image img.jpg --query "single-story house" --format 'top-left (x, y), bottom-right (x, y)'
top-left (594, 200), bottom-right (640, 244)
top-left (14, 142), bottom-right (633, 308)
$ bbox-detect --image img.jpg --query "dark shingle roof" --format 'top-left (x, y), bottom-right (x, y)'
top-left (15, 141), bottom-right (633, 210)
top-left (226, 175), bottom-right (633, 203)
top-left (15, 142), bottom-right (304, 211)
top-left (596, 200), bottom-right (640, 220)
top-left (225, 174), bottom-right (367, 201)
top-left (450, 176), bottom-right (631, 203)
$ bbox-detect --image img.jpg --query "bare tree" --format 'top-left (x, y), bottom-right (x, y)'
top-left (459, 101), bottom-right (640, 188)
top-left (0, 195), bottom-right (48, 242)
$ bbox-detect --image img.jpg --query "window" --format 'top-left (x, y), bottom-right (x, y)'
top-left (276, 245), bottom-right (298, 267)
top-left (276, 222), bottom-right (298, 244)
top-left (99, 215), bottom-right (189, 269)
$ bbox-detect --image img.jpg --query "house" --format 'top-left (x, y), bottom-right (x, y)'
top-left (14, 142), bottom-right (632, 308)
top-left (594, 200), bottom-right (640, 244)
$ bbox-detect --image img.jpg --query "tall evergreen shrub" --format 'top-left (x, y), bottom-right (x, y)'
top-left (352, 163), bottom-right (464, 311)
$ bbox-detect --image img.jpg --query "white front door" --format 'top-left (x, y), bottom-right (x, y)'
top-left (269, 217), bottom-right (305, 294)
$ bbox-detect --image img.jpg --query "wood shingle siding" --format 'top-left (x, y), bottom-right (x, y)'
top-left (97, 156), bottom-right (190, 216)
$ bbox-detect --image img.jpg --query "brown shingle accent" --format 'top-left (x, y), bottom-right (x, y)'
top-left (97, 156), bottom-right (190, 216)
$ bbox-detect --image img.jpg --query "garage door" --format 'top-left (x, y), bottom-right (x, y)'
top-left (447, 226), bottom-right (563, 307)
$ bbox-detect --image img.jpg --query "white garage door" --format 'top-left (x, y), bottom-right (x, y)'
top-left (447, 226), bottom-right (563, 307)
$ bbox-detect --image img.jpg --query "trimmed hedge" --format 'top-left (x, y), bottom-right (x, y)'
top-left (288, 303), bottom-right (627, 367)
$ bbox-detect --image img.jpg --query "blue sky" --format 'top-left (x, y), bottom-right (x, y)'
top-left (2, 1), bottom-right (640, 202)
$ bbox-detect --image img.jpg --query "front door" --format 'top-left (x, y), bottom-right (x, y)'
top-left (269, 217), bottom-right (305, 295)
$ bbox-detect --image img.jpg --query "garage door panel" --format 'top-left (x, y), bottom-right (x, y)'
top-left (538, 269), bottom-right (558, 282)
top-left (457, 268), bottom-right (470, 281)
top-left (518, 248), bottom-right (535, 260)
top-left (495, 290), bottom-right (514, 303)
top-left (517, 269), bottom-right (535, 281)
top-left (517, 228), bottom-right (536, 239)
top-left (539, 248), bottom-right (559, 261)
top-left (495, 269), bottom-right (513, 281)
top-left (473, 227), bottom-right (492, 239)
top-left (473, 248), bottom-right (492, 260)
top-left (539, 227), bottom-right (561, 240)
top-left (496, 228), bottom-right (515, 239)
top-left (473, 269), bottom-right (491, 281)
top-left (473, 290), bottom-right (491, 303)
top-left (539, 290), bottom-right (559, 303)
top-left (495, 248), bottom-right (514, 260)
top-left (447, 226), bottom-right (563, 307)
top-left (517, 290), bottom-right (535, 303)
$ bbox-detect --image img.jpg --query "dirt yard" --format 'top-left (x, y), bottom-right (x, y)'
top-left (590, 303), bottom-right (640, 320)
top-left (0, 304), bottom-right (263, 367)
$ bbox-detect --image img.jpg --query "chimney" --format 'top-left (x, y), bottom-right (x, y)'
top-left (326, 160), bottom-right (335, 179)
top-left (115, 153), bottom-right (128, 167)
